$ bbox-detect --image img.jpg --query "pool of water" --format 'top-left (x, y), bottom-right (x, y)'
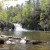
top-left (0, 31), bottom-right (50, 50)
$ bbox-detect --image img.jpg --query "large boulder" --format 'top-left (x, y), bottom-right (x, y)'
top-left (6, 22), bottom-right (15, 30)
top-left (0, 39), bottom-right (4, 44)
top-left (0, 21), bottom-right (15, 31)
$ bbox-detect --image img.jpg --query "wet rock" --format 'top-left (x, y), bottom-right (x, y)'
top-left (13, 37), bottom-right (21, 40)
top-left (6, 39), bottom-right (16, 45)
top-left (0, 35), bottom-right (8, 41)
top-left (30, 40), bottom-right (47, 45)
top-left (8, 36), bottom-right (13, 38)
top-left (0, 39), bottom-right (4, 44)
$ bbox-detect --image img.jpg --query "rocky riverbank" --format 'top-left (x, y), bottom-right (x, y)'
top-left (0, 21), bottom-right (15, 31)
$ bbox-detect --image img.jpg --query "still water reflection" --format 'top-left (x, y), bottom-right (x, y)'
top-left (0, 31), bottom-right (50, 50)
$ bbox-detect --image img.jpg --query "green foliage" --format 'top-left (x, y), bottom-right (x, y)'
top-left (14, 0), bottom-right (17, 1)
top-left (41, 0), bottom-right (50, 11)
top-left (2, 10), bottom-right (7, 21)
top-left (40, 13), bottom-right (46, 20)
top-left (3, 0), bottom-right (17, 1)
top-left (38, 23), bottom-right (41, 26)
top-left (0, 0), bottom-right (50, 30)
top-left (40, 0), bottom-right (50, 30)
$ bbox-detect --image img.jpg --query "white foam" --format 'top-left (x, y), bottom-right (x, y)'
top-left (14, 23), bottom-right (28, 32)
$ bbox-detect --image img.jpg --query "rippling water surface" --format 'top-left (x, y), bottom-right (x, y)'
top-left (0, 31), bottom-right (50, 50)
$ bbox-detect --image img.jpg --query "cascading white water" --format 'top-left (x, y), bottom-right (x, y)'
top-left (14, 23), bottom-right (28, 31)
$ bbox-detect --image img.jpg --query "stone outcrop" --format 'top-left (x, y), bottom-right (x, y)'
top-left (0, 21), bottom-right (15, 31)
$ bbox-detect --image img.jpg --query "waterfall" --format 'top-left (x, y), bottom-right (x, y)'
top-left (14, 23), bottom-right (28, 31)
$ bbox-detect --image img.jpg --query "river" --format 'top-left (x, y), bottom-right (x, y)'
top-left (0, 23), bottom-right (50, 50)
top-left (0, 31), bottom-right (50, 50)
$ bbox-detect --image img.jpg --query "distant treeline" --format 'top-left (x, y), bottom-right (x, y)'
top-left (0, 0), bottom-right (50, 31)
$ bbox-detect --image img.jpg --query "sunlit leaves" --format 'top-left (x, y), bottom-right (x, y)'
top-left (40, 13), bottom-right (45, 20)
top-left (14, 0), bottom-right (17, 1)
top-left (41, 0), bottom-right (50, 11)
top-left (2, 0), bottom-right (17, 1)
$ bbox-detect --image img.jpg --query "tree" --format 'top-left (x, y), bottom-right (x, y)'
top-left (40, 0), bottom-right (50, 31)
top-left (0, 2), bottom-right (7, 22)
